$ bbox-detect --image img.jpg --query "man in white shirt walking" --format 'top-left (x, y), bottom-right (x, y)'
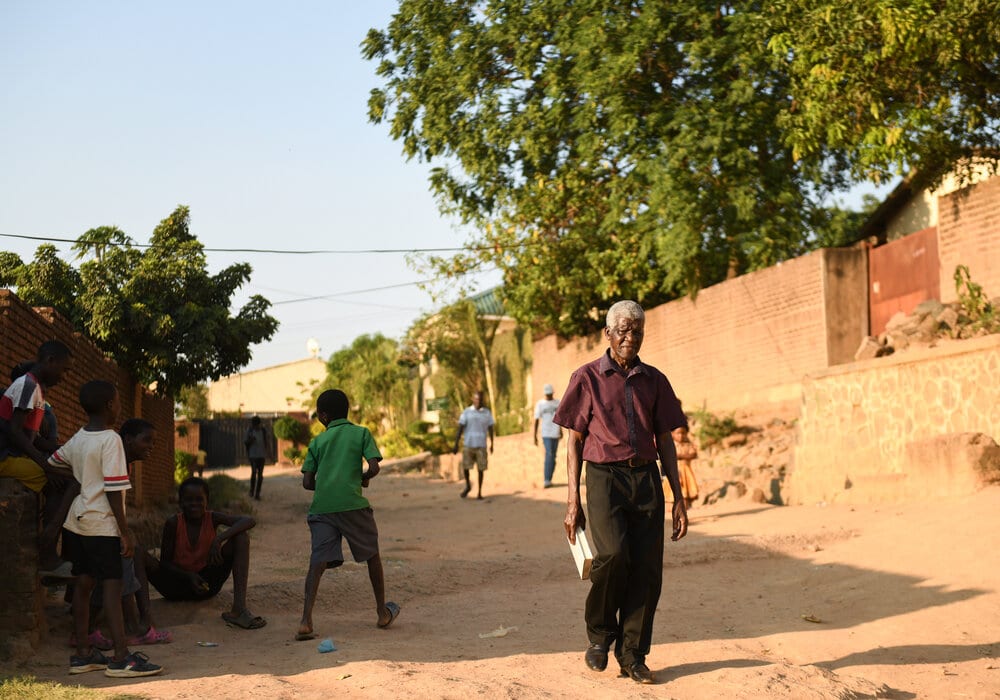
top-left (452, 391), bottom-right (494, 500)
top-left (533, 383), bottom-right (561, 488)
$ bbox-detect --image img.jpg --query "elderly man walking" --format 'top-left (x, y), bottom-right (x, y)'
top-left (553, 300), bottom-right (688, 685)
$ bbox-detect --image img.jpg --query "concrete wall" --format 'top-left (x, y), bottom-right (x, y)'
top-left (206, 357), bottom-right (326, 415)
top-left (790, 334), bottom-right (1000, 505)
top-left (531, 248), bottom-right (868, 413)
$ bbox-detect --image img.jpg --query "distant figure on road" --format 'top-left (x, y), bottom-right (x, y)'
top-left (244, 416), bottom-right (268, 501)
top-left (533, 383), bottom-right (561, 488)
top-left (453, 391), bottom-right (494, 500)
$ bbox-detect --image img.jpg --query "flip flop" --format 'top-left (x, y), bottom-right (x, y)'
top-left (128, 626), bottom-right (173, 645)
top-left (222, 610), bottom-right (267, 630)
top-left (377, 601), bottom-right (400, 629)
top-left (295, 630), bottom-right (317, 641)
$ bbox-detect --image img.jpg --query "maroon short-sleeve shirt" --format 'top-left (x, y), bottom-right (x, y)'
top-left (553, 350), bottom-right (686, 464)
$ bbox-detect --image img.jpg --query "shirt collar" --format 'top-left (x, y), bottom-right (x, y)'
top-left (600, 348), bottom-right (647, 377)
top-left (326, 418), bottom-right (350, 429)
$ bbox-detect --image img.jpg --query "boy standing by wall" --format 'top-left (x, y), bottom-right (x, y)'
top-left (296, 389), bottom-right (400, 641)
top-left (50, 380), bottom-right (163, 677)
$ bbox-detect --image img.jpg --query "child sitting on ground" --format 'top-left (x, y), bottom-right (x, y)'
top-left (145, 477), bottom-right (266, 630)
top-left (296, 389), bottom-right (400, 641)
top-left (50, 380), bottom-right (163, 677)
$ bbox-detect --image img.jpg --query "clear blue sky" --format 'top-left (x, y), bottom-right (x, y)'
top-left (0, 1), bottom-right (496, 371)
top-left (1, 2), bottom-right (891, 375)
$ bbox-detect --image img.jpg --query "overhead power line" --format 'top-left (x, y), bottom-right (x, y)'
top-left (0, 232), bottom-right (524, 255)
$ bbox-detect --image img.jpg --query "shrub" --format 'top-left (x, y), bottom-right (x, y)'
top-left (689, 409), bottom-right (739, 449)
top-left (954, 265), bottom-right (1000, 336)
top-left (283, 445), bottom-right (307, 466)
top-left (273, 415), bottom-right (310, 444)
top-left (205, 473), bottom-right (253, 513)
top-left (174, 450), bottom-right (194, 486)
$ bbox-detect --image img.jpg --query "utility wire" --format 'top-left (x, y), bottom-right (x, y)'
top-left (0, 231), bottom-right (527, 255)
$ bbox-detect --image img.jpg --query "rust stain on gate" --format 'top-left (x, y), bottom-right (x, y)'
top-left (868, 227), bottom-right (941, 335)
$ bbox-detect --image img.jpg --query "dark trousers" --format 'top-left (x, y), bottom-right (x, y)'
top-left (584, 461), bottom-right (664, 667)
top-left (249, 458), bottom-right (265, 498)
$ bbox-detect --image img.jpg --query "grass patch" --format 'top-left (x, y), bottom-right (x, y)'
top-left (0, 675), bottom-right (147, 700)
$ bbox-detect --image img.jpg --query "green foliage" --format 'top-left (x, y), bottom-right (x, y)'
top-left (690, 409), bottom-right (740, 449)
top-left (0, 206), bottom-right (278, 396)
top-left (316, 333), bottom-right (416, 433)
top-left (273, 416), bottom-right (310, 445)
top-left (954, 265), bottom-right (1000, 335)
top-left (364, 0), bottom-right (883, 338)
top-left (176, 383), bottom-right (210, 419)
top-left (173, 450), bottom-right (194, 486)
top-left (283, 445), bottom-right (307, 466)
top-left (764, 0), bottom-right (1000, 189)
top-left (204, 473), bottom-right (253, 512)
top-left (0, 675), bottom-right (146, 700)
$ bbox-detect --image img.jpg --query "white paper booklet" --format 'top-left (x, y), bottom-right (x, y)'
top-left (567, 527), bottom-right (594, 580)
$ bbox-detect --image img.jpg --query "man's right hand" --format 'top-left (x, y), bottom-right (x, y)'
top-left (564, 500), bottom-right (586, 543)
top-left (119, 530), bottom-right (134, 558)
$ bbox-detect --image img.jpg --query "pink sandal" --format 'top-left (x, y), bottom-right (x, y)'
top-left (68, 630), bottom-right (114, 650)
top-left (128, 626), bottom-right (173, 645)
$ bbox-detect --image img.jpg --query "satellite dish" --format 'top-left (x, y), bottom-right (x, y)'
top-left (306, 338), bottom-right (321, 358)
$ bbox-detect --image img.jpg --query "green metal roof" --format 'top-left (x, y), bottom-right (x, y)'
top-left (469, 287), bottom-right (506, 317)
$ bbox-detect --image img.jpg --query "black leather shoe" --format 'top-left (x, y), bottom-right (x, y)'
top-left (584, 644), bottom-right (608, 672)
top-left (621, 662), bottom-right (655, 684)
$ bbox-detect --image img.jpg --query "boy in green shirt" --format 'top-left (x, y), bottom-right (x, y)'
top-left (296, 389), bottom-right (400, 641)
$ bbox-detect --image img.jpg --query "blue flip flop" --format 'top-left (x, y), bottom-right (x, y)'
top-left (378, 601), bottom-right (400, 629)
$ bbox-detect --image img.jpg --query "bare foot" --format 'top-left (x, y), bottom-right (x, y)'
top-left (295, 623), bottom-right (315, 641)
top-left (460, 486), bottom-right (470, 498)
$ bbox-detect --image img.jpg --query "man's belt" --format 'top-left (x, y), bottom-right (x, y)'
top-left (599, 457), bottom-right (653, 468)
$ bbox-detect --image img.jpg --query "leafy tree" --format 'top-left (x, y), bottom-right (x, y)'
top-left (403, 299), bottom-right (501, 417)
top-left (0, 245), bottom-right (82, 324)
top-left (364, 0), bottom-right (863, 337)
top-left (0, 206), bottom-right (278, 396)
top-left (176, 383), bottom-right (211, 420)
top-left (317, 333), bottom-right (416, 433)
top-left (763, 0), bottom-right (1000, 189)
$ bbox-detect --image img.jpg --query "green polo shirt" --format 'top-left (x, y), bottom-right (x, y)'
top-left (302, 418), bottom-right (382, 515)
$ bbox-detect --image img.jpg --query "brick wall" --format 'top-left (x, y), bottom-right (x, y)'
top-left (0, 289), bottom-right (174, 507)
top-left (532, 249), bottom-right (866, 413)
top-left (938, 175), bottom-right (1000, 303)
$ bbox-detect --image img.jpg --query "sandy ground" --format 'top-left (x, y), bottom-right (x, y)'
top-left (9, 462), bottom-right (1000, 699)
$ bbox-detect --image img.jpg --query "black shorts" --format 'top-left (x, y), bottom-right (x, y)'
top-left (147, 546), bottom-right (234, 601)
top-left (62, 530), bottom-right (123, 581)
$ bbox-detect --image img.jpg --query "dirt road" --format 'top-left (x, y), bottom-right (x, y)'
top-left (14, 463), bottom-right (1000, 699)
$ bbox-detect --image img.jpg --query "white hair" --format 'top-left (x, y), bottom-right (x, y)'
top-left (606, 300), bottom-right (645, 328)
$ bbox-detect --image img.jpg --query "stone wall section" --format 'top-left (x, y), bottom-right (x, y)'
top-left (791, 334), bottom-right (1000, 504)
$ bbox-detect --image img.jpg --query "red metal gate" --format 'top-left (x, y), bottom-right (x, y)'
top-left (868, 227), bottom-right (941, 335)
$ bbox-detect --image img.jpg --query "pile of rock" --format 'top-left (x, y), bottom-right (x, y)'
top-left (854, 297), bottom-right (1000, 361)
top-left (689, 416), bottom-right (796, 507)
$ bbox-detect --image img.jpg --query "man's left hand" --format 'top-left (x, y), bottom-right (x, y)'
top-left (670, 500), bottom-right (688, 541)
